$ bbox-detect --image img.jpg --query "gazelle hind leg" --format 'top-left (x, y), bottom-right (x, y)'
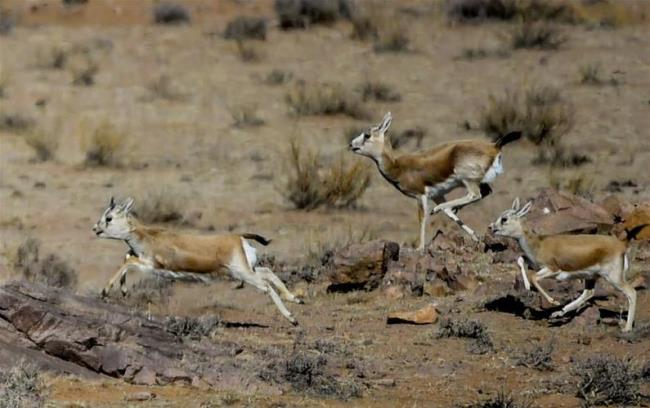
top-left (417, 194), bottom-right (428, 252)
top-left (431, 180), bottom-right (482, 214)
top-left (229, 258), bottom-right (297, 325)
top-left (551, 279), bottom-right (596, 318)
top-left (601, 258), bottom-right (637, 332)
top-left (531, 267), bottom-right (561, 305)
top-left (255, 266), bottom-right (303, 304)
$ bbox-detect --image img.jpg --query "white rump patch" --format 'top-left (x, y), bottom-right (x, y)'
top-left (242, 238), bottom-right (258, 269)
top-left (482, 153), bottom-right (503, 184)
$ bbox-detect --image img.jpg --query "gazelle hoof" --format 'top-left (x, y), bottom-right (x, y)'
top-left (550, 311), bottom-right (564, 319)
top-left (293, 297), bottom-right (305, 305)
top-left (291, 319), bottom-right (299, 326)
top-left (101, 289), bottom-right (108, 298)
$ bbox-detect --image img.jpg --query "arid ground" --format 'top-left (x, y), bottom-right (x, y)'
top-left (1, 0), bottom-right (649, 406)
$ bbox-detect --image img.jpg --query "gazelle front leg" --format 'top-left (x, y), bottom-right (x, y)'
top-left (255, 266), bottom-right (304, 304)
top-left (530, 267), bottom-right (561, 306)
top-left (551, 279), bottom-right (596, 318)
top-left (102, 255), bottom-right (142, 297)
top-left (517, 256), bottom-right (531, 290)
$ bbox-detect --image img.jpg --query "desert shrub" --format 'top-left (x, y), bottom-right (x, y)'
top-left (265, 69), bottom-right (292, 86)
top-left (0, 65), bottom-right (8, 97)
top-left (573, 356), bottom-right (643, 406)
top-left (359, 80), bottom-right (401, 103)
top-left (515, 340), bottom-right (554, 371)
top-left (349, 5), bottom-right (377, 41)
top-left (373, 18), bottom-right (410, 53)
top-left (83, 122), bottom-right (125, 167)
top-left (578, 62), bottom-right (620, 87)
top-left (549, 171), bottom-right (596, 199)
top-left (234, 39), bottom-right (262, 62)
top-left (446, 0), bottom-right (575, 23)
top-left (133, 188), bottom-right (189, 224)
top-left (0, 112), bottom-right (34, 133)
top-left (0, 360), bottom-right (44, 408)
top-left (147, 74), bottom-right (185, 101)
top-left (153, 3), bottom-right (190, 25)
top-left (166, 315), bottom-right (220, 340)
top-left (391, 126), bottom-right (427, 149)
top-left (533, 145), bottom-right (590, 168)
top-left (259, 350), bottom-right (362, 399)
top-left (63, 0), bottom-right (89, 5)
top-left (510, 21), bottom-right (566, 50)
top-left (230, 104), bottom-right (265, 128)
top-left (0, 9), bottom-right (16, 36)
top-left (462, 389), bottom-right (530, 408)
top-left (286, 81), bottom-right (367, 119)
top-left (436, 318), bottom-right (494, 354)
top-left (224, 16), bottom-right (267, 41)
top-left (23, 130), bottom-right (58, 162)
top-left (479, 85), bottom-right (573, 146)
top-left (275, 0), bottom-right (351, 30)
top-left (283, 140), bottom-right (370, 210)
top-left (35, 45), bottom-right (68, 70)
top-left (10, 238), bottom-right (78, 289)
top-left (457, 46), bottom-right (511, 60)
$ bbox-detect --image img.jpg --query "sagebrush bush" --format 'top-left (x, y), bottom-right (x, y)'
top-left (0, 360), bottom-right (43, 408)
top-left (133, 188), bottom-right (188, 224)
top-left (83, 122), bottom-right (126, 167)
top-left (148, 74), bottom-right (185, 101)
top-left (0, 112), bottom-right (34, 133)
top-left (479, 85), bottom-right (573, 147)
top-left (359, 80), bottom-right (401, 103)
top-left (275, 0), bottom-right (351, 30)
top-left (230, 104), bottom-right (265, 128)
top-left (462, 389), bottom-right (531, 408)
top-left (284, 140), bottom-right (370, 210)
top-left (265, 69), bottom-right (292, 86)
top-left (286, 81), bottom-right (367, 119)
top-left (510, 21), bottom-right (566, 50)
top-left (446, 0), bottom-right (576, 24)
top-left (10, 238), bottom-right (78, 289)
top-left (515, 340), bottom-right (554, 371)
top-left (153, 3), bottom-right (190, 25)
top-left (234, 39), bottom-right (262, 62)
top-left (436, 318), bottom-right (494, 354)
top-left (573, 356), bottom-right (643, 406)
top-left (224, 16), bottom-right (267, 41)
top-left (23, 130), bottom-right (58, 162)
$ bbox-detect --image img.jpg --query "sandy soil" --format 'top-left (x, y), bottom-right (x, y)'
top-left (1, 0), bottom-right (649, 406)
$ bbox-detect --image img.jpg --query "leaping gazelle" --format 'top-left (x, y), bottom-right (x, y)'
top-left (349, 112), bottom-right (521, 251)
top-left (490, 198), bottom-right (646, 332)
top-left (93, 197), bottom-right (303, 325)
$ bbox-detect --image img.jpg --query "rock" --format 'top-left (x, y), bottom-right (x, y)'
top-left (483, 233), bottom-right (520, 264)
top-left (447, 272), bottom-right (479, 292)
top-left (132, 366), bottom-right (157, 386)
top-left (383, 285), bottom-right (406, 301)
top-left (160, 367), bottom-right (192, 385)
top-left (386, 304), bottom-right (438, 325)
top-left (571, 305), bottom-right (601, 328)
top-left (423, 281), bottom-right (449, 298)
top-left (631, 275), bottom-right (646, 290)
top-left (125, 391), bottom-right (156, 401)
top-left (327, 240), bottom-right (400, 291)
top-left (525, 188), bottom-right (614, 235)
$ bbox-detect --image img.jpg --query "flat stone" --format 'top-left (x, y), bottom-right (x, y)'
top-left (387, 304), bottom-right (438, 325)
top-left (125, 391), bottom-right (156, 401)
top-left (132, 366), bottom-right (157, 386)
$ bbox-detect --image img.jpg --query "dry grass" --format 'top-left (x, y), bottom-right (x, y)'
top-left (0, 9), bottom-right (16, 36)
top-left (578, 62), bottom-right (620, 86)
top-left (457, 46), bottom-right (511, 60)
top-left (23, 130), bottom-right (58, 162)
top-left (373, 18), bottom-right (410, 53)
top-left (461, 389), bottom-right (531, 408)
top-left (436, 318), bottom-right (494, 354)
top-left (8, 237), bottom-right (78, 289)
top-left (230, 104), bottom-right (265, 128)
top-left (264, 69), bottom-right (293, 86)
top-left (283, 140), bottom-right (370, 211)
top-left (133, 188), bottom-right (189, 225)
top-left (147, 74), bottom-right (186, 101)
top-left (0, 112), bottom-right (34, 133)
top-left (358, 80), bottom-right (401, 103)
top-left (0, 64), bottom-right (8, 98)
top-left (510, 21), bottom-right (566, 50)
top-left (0, 360), bottom-right (44, 408)
top-left (348, 3), bottom-right (410, 53)
top-left (515, 340), bottom-right (555, 371)
top-left (82, 122), bottom-right (126, 167)
top-left (286, 81), bottom-right (367, 119)
top-left (224, 16), bottom-right (267, 41)
top-left (573, 356), bottom-right (643, 406)
top-left (234, 39), bottom-right (262, 63)
top-left (548, 170), bottom-right (596, 198)
top-left (446, 0), bottom-right (576, 24)
top-left (275, 0), bottom-right (351, 30)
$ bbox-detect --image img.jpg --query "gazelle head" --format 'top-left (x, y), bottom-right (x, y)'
top-left (349, 112), bottom-right (392, 159)
top-left (489, 198), bottom-right (533, 238)
top-left (92, 197), bottom-right (136, 240)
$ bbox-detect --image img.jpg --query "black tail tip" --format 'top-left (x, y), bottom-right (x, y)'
top-left (495, 130), bottom-right (523, 148)
top-left (625, 223), bottom-right (648, 241)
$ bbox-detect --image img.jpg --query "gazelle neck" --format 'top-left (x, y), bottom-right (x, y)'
top-left (516, 224), bottom-right (541, 266)
top-left (375, 143), bottom-right (398, 181)
top-left (124, 220), bottom-right (149, 257)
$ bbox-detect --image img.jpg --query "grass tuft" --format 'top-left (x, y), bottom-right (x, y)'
top-left (230, 104), bottom-right (265, 128)
top-left (286, 81), bottom-right (367, 119)
top-left (436, 318), bottom-right (494, 354)
top-left (515, 340), bottom-right (554, 371)
top-left (83, 122), bottom-right (126, 167)
top-left (224, 16), bottom-right (267, 41)
top-left (23, 130), bottom-right (58, 162)
top-left (510, 21), bottom-right (566, 50)
top-left (462, 389), bottom-right (531, 408)
top-left (153, 3), bottom-right (191, 25)
top-left (9, 237), bottom-right (78, 289)
top-left (573, 356), bottom-right (643, 406)
top-left (359, 80), bottom-right (401, 103)
top-left (0, 360), bottom-right (44, 408)
top-left (275, 0), bottom-right (351, 30)
top-left (133, 188), bottom-right (190, 225)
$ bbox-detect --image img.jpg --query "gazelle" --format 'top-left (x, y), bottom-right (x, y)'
top-left (349, 112), bottom-right (521, 251)
top-left (92, 197), bottom-right (303, 325)
top-left (490, 198), bottom-right (645, 332)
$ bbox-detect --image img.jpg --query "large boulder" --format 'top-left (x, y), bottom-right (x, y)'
top-left (326, 240), bottom-right (400, 291)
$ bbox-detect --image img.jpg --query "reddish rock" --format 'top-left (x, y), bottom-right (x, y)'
top-left (423, 281), bottom-right (450, 298)
top-left (387, 304), bottom-right (438, 325)
top-left (328, 240), bottom-right (400, 291)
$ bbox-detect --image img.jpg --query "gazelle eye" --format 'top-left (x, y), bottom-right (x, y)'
top-left (106, 216), bottom-right (112, 223)
top-left (363, 132), bottom-right (370, 140)
top-left (500, 217), bottom-right (507, 224)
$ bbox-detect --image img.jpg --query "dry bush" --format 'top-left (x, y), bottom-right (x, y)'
top-left (105, 275), bottom-right (174, 311)
top-left (479, 85), bottom-right (573, 146)
top-left (549, 171), bottom-right (595, 199)
top-left (283, 140), bottom-right (370, 210)
top-left (373, 18), bottom-right (410, 53)
top-left (35, 45), bottom-right (68, 70)
top-left (153, 2), bottom-right (190, 25)
top-left (446, 0), bottom-right (575, 24)
top-left (462, 389), bottom-right (531, 408)
top-left (133, 188), bottom-right (189, 225)
top-left (349, 2), bottom-right (410, 52)
top-left (234, 39), bottom-right (262, 62)
top-left (0, 65), bottom-right (8, 98)
top-left (515, 340), bottom-right (554, 371)
top-left (286, 81), bottom-right (367, 119)
top-left (358, 80), bottom-right (401, 103)
top-left (265, 69), bottom-right (292, 86)
top-left (166, 315), bottom-right (220, 340)
top-left (83, 122), bottom-right (126, 167)
top-left (436, 318), bottom-right (494, 354)
top-left (457, 46), bottom-right (511, 60)
top-left (0, 360), bottom-right (44, 408)
top-left (578, 62), bottom-right (620, 87)
top-left (147, 74), bottom-right (186, 101)
top-left (224, 16), bottom-right (267, 41)
top-left (230, 104), bottom-right (265, 128)
top-left (0, 9), bottom-right (16, 36)
top-left (23, 130), bottom-right (58, 162)
top-left (0, 112), bottom-right (34, 133)
top-left (9, 238), bottom-right (78, 289)
top-left (275, 0), bottom-right (352, 30)
top-left (510, 21), bottom-right (566, 50)
top-left (573, 356), bottom-right (643, 406)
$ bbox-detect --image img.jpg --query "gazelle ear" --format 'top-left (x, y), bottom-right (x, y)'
top-left (518, 201), bottom-right (533, 217)
top-left (109, 196), bottom-right (116, 209)
top-left (121, 197), bottom-right (135, 213)
top-left (378, 112), bottom-right (392, 133)
top-left (511, 197), bottom-right (520, 211)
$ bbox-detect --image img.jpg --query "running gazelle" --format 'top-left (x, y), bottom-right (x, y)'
top-left (490, 198), bottom-right (646, 332)
top-left (93, 197), bottom-right (303, 325)
top-left (349, 112), bottom-right (521, 251)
